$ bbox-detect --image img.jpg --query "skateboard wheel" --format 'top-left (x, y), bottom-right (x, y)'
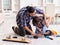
top-left (13, 36), bottom-right (17, 38)
top-left (33, 36), bottom-right (38, 39)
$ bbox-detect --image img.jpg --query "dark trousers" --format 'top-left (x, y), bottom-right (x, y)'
top-left (13, 24), bottom-right (32, 36)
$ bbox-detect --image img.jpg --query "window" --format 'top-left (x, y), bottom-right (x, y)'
top-left (45, 0), bottom-right (53, 4)
top-left (54, 0), bottom-right (60, 13)
top-left (0, 0), bottom-right (2, 12)
top-left (14, 0), bottom-right (20, 11)
top-left (3, 0), bottom-right (12, 11)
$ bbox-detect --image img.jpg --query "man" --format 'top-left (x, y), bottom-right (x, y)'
top-left (12, 6), bottom-right (47, 37)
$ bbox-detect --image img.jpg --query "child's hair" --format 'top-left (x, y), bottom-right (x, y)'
top-left (32, 16), bottom-right (41, 26)
top-left (32, 16), bottom-right (44, 28)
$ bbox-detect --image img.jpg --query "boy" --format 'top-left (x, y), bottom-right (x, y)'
top-left (32, 16), bottom-right (52, 37)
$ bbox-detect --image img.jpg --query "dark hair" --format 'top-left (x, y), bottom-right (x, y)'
top-left (32, 16), bottom-right (41, 26)
top-left (26, 6), bottom-right (35, 13)
top-left (32, 16), bottom-right (44, 28)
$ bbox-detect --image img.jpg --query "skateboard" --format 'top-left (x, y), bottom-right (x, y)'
top-left (2, 35), bottom-right (31, 43)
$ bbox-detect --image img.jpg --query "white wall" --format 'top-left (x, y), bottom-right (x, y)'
top-left (20, 0), bottom-right (43, 8)
top-left (45, 4), bottom-right (55, 17)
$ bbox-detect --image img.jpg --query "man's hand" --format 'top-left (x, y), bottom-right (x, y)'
top-left (24, 26), bottom-right (37, 36)
top-left (31, 32), bottom-right (37, 36)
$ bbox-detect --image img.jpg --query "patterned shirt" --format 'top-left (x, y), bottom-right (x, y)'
top-left (16, 7), bottom-right (43, 28)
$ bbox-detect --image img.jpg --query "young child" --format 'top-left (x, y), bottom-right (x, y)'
top-left (32, 16), bottom-right (54, 37)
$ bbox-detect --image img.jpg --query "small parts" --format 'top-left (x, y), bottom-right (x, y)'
top-left (6, 35), bottom-right (11, 39)
top-left (13, 36), bottom-right (17, 38)
top-left (33, 36), bottom-right (38, 39)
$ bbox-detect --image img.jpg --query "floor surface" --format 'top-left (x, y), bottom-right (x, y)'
top-left (0, 16), bottom-right (60, 45)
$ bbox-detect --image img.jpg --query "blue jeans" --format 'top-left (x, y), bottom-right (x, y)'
top-left (35, 26), bottom-right (46, 34)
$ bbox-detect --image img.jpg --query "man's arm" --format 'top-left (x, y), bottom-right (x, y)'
top-left (17, 14), bottom-right (37, 36)
top-left (43, 12), bottom-right (48, 27)
top-left (23, 15), bottom-right (37, 36)
top-left (43, 12), bottom-right (50, 28)
top-left (24, 26), bottom-right (37, 36)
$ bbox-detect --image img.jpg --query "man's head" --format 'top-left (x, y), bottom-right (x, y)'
top-left (26, 6), bottom-right (35, 16)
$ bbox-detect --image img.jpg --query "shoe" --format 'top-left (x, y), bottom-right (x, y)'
top-left (12, 26), bottom-right (17, 33)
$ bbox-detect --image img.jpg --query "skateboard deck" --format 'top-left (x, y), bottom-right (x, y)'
top-left (2, 38), bottom-right (31, 43)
